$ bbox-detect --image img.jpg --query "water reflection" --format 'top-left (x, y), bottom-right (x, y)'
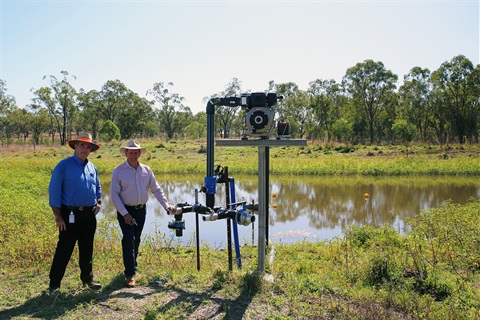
top-left (99, 175), bottom-right (480, 246)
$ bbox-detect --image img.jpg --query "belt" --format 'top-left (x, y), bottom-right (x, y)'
top-left (63, 205), bottom-right (94, 212)
top-left (125, 204), bottom-right (145, 209)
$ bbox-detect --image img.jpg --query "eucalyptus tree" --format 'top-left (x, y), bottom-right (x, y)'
top-left (211, 78), bottom-right (243, 138)
top-left (430, 55), bottom-right (479, 144)
top-left (7, 108), bottom-right (31, 142)
top-left (470, 64), bottom-right (480, 142)
top-left (141, 120), bottom-right (161, 138)
top-left (77, 89), bottom-right (102, 139)
top-left (392, 119), bottom-right (417, 155)
top-left (147, 82), bottom-right (191, 141)
top-left (117, 92), bottom-right (155, 139)
top-left (342, 60), bottom-right (398, 144)
top-left (33, 71), bottom-right (78, 145)
top-left (398, 67), bottom-right (432, 142)
top-left (184, 111), bottom-right (207, 139)
top-left (0, 79), bottom-right (16, 145)
top-left (272, 82), bottom-right (310, 138)
top-left (427, 85), bottom-right (450, 144)
top-left (98, 80), bottom-right (131, 122)
top-left (307, 79), bottom-right (343, 141)
top-left (27, 106), bottom-right (51, 147)
top-left (331, 118), bottom-right (353, 143)
top-left (0, 79), bottom-right (15, 114)
top-left (376, 88), bottom-right (399, 143)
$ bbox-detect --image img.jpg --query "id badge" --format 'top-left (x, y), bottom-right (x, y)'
top-left (69, 211), bottom-right (75, 224)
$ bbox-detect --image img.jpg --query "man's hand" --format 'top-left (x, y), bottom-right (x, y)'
top-left (124, 213), bottom-right (136, 226)
top-left (52, 207), bottom-right (65, 231)
top-left (55, 216), bottom-right (66, 231)
top-left (93, 204), bottom-right (101, 215)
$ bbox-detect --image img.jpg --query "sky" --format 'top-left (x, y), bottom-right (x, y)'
top-left (1, 0), bottom-right (479, 115)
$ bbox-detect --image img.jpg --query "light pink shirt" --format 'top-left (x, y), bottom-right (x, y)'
top-left (110, 161), bottom-right (169, 216)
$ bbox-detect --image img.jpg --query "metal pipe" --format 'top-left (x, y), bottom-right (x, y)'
top-left (195, 189), bottom-right (200, 271)
top-left (206, 100), bottom-right (216, 208)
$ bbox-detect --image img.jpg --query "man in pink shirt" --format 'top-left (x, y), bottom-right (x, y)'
top-left (110, 140), bottom-right (175, 288)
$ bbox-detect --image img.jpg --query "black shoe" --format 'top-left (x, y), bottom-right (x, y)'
top-left (83, 280), bottom-right (102, 290)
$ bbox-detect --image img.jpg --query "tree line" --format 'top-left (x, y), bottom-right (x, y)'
top-left (0, 54), bottom-right (478, 146)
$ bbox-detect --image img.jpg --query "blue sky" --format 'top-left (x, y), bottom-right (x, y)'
top-left (1, 0), bottom-right (478, 114)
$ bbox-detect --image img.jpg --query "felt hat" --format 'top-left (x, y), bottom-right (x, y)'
top-left (67, 132), bottom-right (100, 152)
top-left (120, 140), bottom-right (146, 156)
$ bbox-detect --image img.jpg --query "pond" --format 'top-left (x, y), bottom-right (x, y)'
top-left (98, 175), bottom-right (480, 246)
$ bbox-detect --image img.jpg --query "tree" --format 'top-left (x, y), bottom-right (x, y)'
top-left (117, 93), bottom-right (155, 139)
top-left (147, 82), bottom-right (190, 141)
top-left (28, 107), bottom-right (51, 148)
top-left (98, 80), bottom-right (131, 122)
top-left (343, 60), bottom-right (398, 144)
top-left (332, 118), bottom-right (353, 143)
top-left (392, 119), bottom-right (417, 155)
top-left (427, 85), bottom-right (450, 144)
top-left (308, 79), bottom-right (343, 141)
top-left (77, 89), bottom-right (102, 139)
top-left (184, 112), bottom-right (207, 139)
top-left (470, 64), bottom-right (480, 142)
top-left (0, 79), bottom-right (17, 146)
top-left (430, 55), bottom-right (478, 144)
top-left (273, 82), bottom-right (311, 138)
top-left (210, 78), bottom-right (243, 138)
top-left (33, 71), bottom-right (77, 145)
top-left (398, 67), bottom-right (432, 142)
top-left (0, 79), bottom-right (16, 115)
top-left (7, 108), bottom-right (31, 142)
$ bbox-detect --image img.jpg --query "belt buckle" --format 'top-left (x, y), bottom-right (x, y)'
top-left (135, 204), bottom-right (143, 209)
top-left (78, 207), bottom-right (84, 211)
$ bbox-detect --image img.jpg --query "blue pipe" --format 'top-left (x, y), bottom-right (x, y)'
top-left (229, 177), bottom-right (242, 269)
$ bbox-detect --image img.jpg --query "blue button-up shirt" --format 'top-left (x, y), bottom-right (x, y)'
top-left (48, 153), bottom-right (101, 208)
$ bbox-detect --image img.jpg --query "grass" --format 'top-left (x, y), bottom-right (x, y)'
top-left (5, 139), bottom-right (480, 177)
top-left (1, 140), bottom-right (480, 319)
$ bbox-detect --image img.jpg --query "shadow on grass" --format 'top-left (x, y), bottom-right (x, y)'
top-left (0, 274), bottom-right (128, 319)
top-left (146, 271), bottom-right (262, 319)
top-left (0, 272), bottom-right (261, 319)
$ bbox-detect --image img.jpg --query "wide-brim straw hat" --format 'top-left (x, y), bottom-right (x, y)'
top-left (67, 132), bottom-right (100, 152)
top-left (120, 140), bottom-right (146, 156)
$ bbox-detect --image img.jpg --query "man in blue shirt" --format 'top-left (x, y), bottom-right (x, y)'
top-left (48, 132), bottom-right (102, 294)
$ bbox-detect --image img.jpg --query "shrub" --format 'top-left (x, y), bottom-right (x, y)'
top-left (99, 120), bottom-right (120, 142)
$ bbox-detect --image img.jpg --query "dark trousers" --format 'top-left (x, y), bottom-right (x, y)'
top-left (117, 206), bottom-right (146, 278)
top-left (49, 207), bottom-right (97, 289)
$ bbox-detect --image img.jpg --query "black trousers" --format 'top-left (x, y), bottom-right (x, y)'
top-left (49, 206), bottom-right (97, 289)
top-left (117, 206), bottom-right (146, 278)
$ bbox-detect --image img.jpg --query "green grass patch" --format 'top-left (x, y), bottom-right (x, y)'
top-left (1, 141), bottom-right (480, 318)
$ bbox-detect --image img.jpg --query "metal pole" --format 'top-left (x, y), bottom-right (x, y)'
top-left (195, 189), bottom-right (200, 271)
top-left (265, 146), bottom-right (269, 247)
top-left (206, 101), bottom-right (215, 208)
top-left (257, 146), bottom-right (267, 273)
top-left (251, 200), bottom-right (255, 246)
top-left (229, 177), bottom-right (242, 269)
